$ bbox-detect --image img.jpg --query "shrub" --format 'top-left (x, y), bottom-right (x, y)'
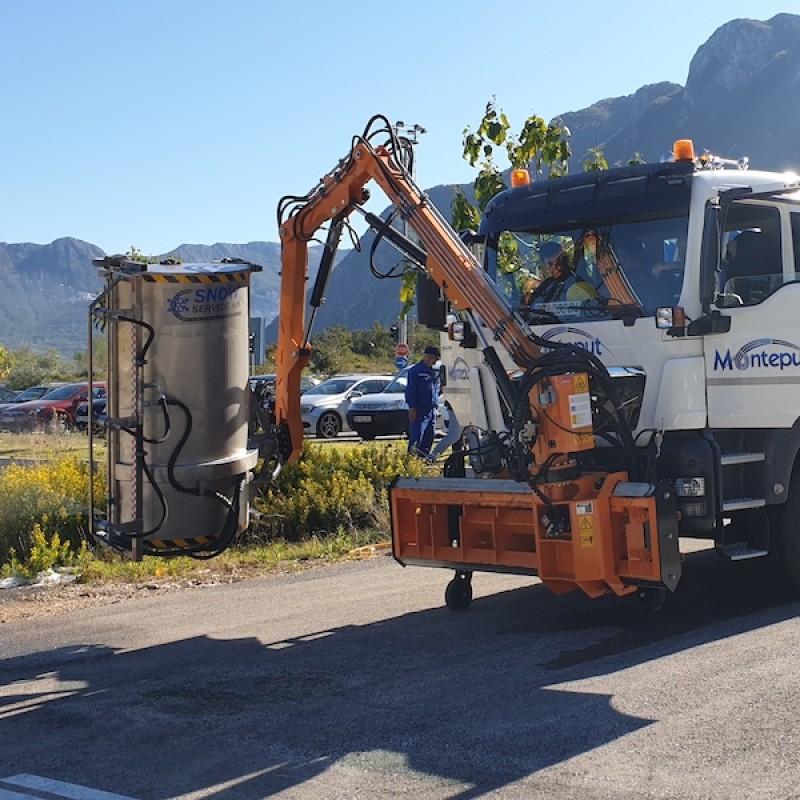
top-left (0, 440), bottom-right (428, 572)
top-left (2, 524), bottom-right (86, 578)
top-left (250, 442), bottom-right (427, 541)
top-left (0, 455), bottom-right (104, 565)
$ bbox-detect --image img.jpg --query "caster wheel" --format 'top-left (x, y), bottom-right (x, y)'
top-left (445, 573), bottom-right (473, 611)
top-left (636, 586), bottom-right (668, 611)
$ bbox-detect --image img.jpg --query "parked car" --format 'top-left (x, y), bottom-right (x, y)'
top-left (0, 386), bottom-right (18, 403)
top-left (249, 373), bottom-right (320, 402)
top-left (0, 382), bottom-right (106, 432)
top-left (75, 397), bottom-right (107, 433)
top-left (0, 382), bottom-right (68, 416)
top-left (300, 374), bottom-right (393, 438)
top-left (347, 367), bottom-right (449, 440)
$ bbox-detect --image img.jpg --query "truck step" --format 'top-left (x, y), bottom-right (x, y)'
top-left (723, 497), bottom-right (766, 512)
top-left (721, 451), bottom-right (766, 466)
top-left (719, 543), bottom-right (768, 561)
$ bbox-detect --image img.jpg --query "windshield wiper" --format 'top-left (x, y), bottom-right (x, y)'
top-left (582, 300), bottom-right (647, 324)
top-left (521, 307), bottom-right (560, 325)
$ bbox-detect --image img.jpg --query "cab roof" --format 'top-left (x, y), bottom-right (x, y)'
top-left (479, 161), bottom-right (695, 236)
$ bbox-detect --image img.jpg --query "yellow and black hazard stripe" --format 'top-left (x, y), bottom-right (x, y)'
top-left (142, 271), bottom-right (249, 285)
top-left (147, 535), bottom-right (216, 551)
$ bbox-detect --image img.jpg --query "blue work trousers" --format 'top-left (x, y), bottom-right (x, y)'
top-left (408, 408), bottom-right (436, 457)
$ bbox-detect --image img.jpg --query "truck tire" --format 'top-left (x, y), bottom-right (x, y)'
top-left (768, 469), bottom-right (800, 596)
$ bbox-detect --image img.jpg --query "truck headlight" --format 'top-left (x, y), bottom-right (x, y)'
top-left (377, 400), bottom-right (406, 411)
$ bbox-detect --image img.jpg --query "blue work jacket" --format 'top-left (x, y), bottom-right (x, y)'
top-left (405, 360), bottom-right (440, 413)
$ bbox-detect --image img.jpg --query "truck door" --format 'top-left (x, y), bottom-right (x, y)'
top-left (704, 198), bottom-right (800, 430)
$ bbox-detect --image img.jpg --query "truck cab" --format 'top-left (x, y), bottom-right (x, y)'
top-left (441, 144), bottom-right (800, 562)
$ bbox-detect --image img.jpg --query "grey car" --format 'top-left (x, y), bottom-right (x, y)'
top-left (300, 374), bottom-right (393, 438)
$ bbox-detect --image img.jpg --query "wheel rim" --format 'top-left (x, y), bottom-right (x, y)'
top-left (318, 412), bottom-right (341, 438)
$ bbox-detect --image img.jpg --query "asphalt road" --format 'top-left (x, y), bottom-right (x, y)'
top-left (2, 547), bottom-right (800, 799)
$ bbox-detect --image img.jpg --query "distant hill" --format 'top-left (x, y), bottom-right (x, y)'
top-left (0, 238), bottom-right (105, 353)
top-left (562, 14), bottom-right (800, 172)
top-left (3, 13), bottom-right (799, 355)
top-left (0, 238), bottom-right (323, 355)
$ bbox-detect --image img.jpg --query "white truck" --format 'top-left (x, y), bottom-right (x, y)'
top-left (429, 138), bottom-right (800, 604)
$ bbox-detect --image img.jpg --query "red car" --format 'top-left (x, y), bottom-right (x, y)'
top-left (0, 382), bottom-right (106, 432)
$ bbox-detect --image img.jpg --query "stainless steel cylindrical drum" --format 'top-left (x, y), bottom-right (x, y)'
top-left (104, 260), bottom-right (259, 553)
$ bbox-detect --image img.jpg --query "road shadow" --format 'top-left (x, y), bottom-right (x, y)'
top-left (1, 548), bottom-right (797, 799)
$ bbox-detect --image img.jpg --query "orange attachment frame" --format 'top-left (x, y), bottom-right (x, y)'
top-left (390, 475), bottom-right (680, 598)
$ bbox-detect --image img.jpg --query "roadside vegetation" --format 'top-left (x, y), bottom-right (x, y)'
top-left (258, 321), bottom-right (440, 377)
top-left (0, 323), bottom-right (439, 586)
top-left (0, 432), bottom-right (430, 585)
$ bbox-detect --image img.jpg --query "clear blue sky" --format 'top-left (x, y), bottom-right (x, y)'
top-left (0, 1), bottom-right (794, 255)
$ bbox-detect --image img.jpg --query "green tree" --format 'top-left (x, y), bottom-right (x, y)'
top-left (453, 99), bottom-right (572, 286)
top-left (456, 97), bottom-right (572, 231)
top-left (262, 322), bottom-right (439, 380)
top-left (71, 334), bottom-right (108, 379)
top-left (352, 323), bottom-right (395, 361)
top-left (584, 147), bottom-right (609, 172)
top-left (309, 325), bottom-right (355, 376)
top-left (0, 344), bottom-right (14, 383)
top-left (5, 346), bottom-right (68, 390)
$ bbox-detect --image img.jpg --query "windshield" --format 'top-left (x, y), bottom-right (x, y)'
top-left (384, 374), bottom-right (409, 393)
top-left (40, 384), bottom-right (82, 400)
top-left (16, 386), bottom-right (50, 401)
top-left (304, 378), bottom-right (358, 396)
top-left (486, 218), bottom-right (689, 325)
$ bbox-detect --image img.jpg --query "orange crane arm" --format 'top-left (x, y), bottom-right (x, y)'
top-left (275, 136), bottom-right (541, 461)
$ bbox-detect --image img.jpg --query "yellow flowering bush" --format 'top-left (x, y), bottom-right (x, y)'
top-left (252, 442), bottom-right (427, 541)
top-left (0, 455), bottom-right (105, 565)
top-left (3, 524), bottom-right (88, 578)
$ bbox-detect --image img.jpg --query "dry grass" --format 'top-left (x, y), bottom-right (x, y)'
top-left (0, 430), bottom-right (101, 460)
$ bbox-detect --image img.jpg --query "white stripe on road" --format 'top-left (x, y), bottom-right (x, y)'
top-left (0, 788), bottom-right (37, 800)
top-left (0, 775), bottom-right (135, 800)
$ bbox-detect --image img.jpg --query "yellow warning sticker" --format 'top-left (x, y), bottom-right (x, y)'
top-left (574, 374), bottom-right (588, 392)
top-left (579, 515), bottom-right (594, 548)
top-left (569, 392), bottom-right (592, 428)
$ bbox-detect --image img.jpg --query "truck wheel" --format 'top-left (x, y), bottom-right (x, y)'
top-left (316, 411), bottom-right (341, 439)
top-left (445, 572), bottom-right (473, 611)
top-left (768, 470), bottom-right (800, 596)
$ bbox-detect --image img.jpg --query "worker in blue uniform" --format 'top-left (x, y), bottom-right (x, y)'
top-left (405, 345), bottom-right (441, 458)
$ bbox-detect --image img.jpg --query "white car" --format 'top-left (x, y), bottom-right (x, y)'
top-left (300, 374), bottom-right (393, 438)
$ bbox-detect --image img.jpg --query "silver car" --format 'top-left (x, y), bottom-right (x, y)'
top-left (300, 374), bottom-right (393, 438)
